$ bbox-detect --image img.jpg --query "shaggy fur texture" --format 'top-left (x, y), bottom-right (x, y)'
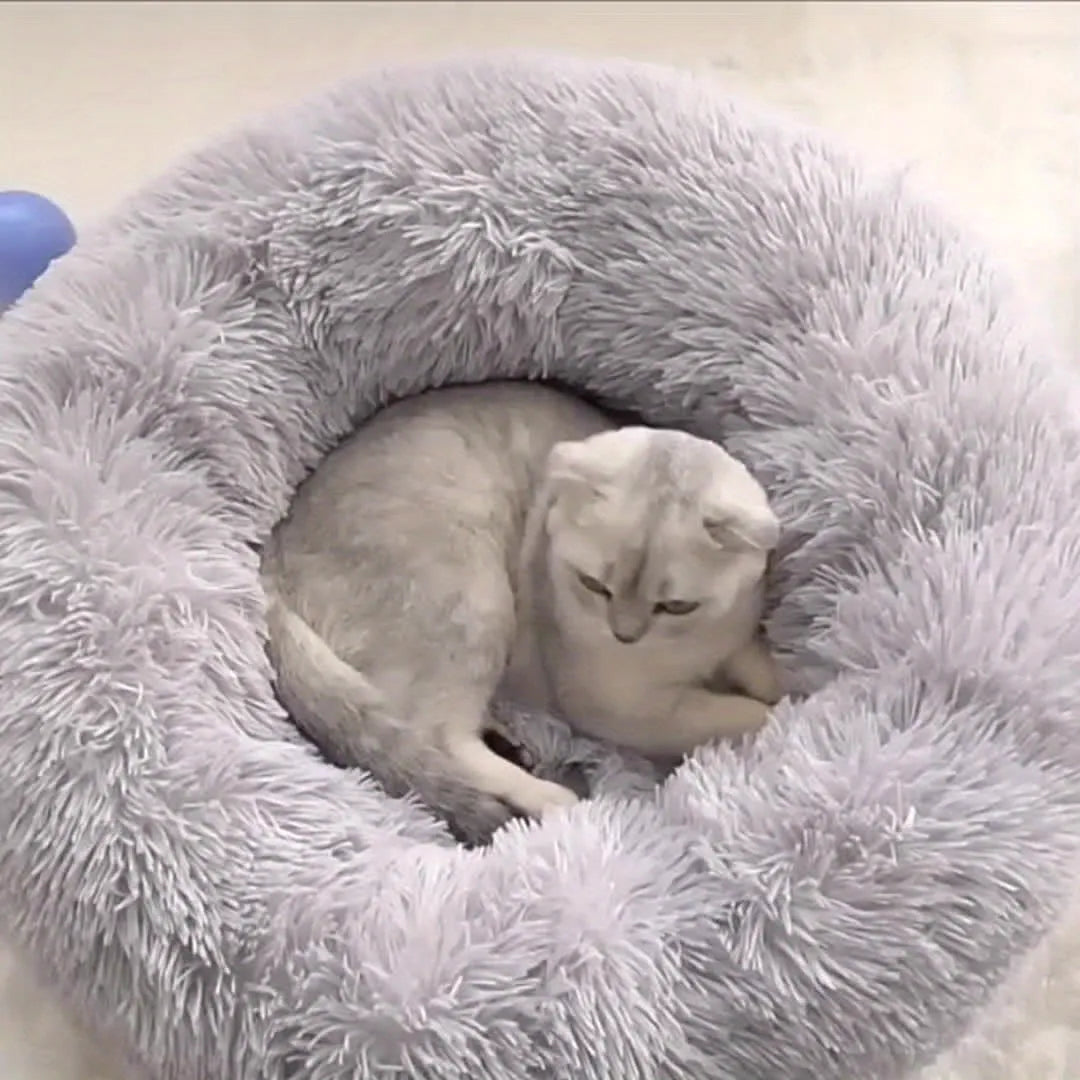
top-left (1, 52), bottom-right (1080, 1080)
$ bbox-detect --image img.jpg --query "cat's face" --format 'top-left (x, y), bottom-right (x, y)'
top-left (542, 427), bottom-right (778, 645)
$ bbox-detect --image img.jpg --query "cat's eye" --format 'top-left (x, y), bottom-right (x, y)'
top-left (654, 599), bottom-right (700, 616)
top-left (577, 572), bottom-right (612, 597)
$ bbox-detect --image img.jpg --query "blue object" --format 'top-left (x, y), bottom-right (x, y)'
top-left (0, 190), bottom-right (76, 311)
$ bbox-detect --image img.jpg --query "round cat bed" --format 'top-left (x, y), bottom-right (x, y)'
top-left (2, 53), bottom-right (1080, 1080)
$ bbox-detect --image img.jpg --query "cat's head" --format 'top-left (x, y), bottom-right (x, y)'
top-left (541, 426), bottom-right (778, 645)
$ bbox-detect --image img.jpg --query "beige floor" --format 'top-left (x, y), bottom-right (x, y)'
top-left (1, 2), bottom-right (1078, 1078)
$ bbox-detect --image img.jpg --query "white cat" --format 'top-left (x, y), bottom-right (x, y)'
top-left (261, 381), bottom-right (781, 843)
top-left (505, 425), bottom-right (781, 759)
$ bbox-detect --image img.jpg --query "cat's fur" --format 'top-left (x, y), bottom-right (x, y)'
top-left (261, 381), bottom-right (781, 842)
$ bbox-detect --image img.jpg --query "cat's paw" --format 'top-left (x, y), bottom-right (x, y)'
top-left (758, 680), bottom-right (784, 707)
top-left (737, 697), bottom-right (772, 728)
top-left (518, 777), bottom-right (580, 820)
top-left (542, 783), bottom-right (581, 811)
top-left (726, 640), bottom-right (784, 705)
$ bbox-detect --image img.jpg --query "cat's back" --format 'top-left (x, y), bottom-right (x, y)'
top-left (269, 381), bottom-right (612, 569)
top-left (365, 380), bottom-right (611, 474)
top-left (264, 380), bottom-right (613, 682)
top-left (297, 381), bottom-right (610, 523)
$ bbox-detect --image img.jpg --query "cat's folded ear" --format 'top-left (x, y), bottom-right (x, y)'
top-left (704, 502), bottom-right (780, 552)
top-left (547, 440), bottom-right (609, 500)
top-left (548, 428), bottom-right (651, 500)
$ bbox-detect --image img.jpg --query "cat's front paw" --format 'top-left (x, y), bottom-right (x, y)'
top-left (726, 639), bottom-right (784, 705)
top-left (724, 695), bottom-right (771, 732)
top-left (757, 679), bottom-right (783, 707)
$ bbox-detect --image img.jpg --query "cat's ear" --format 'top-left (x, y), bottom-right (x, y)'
top-left (704, 502), bottom-right (780, 552)
top-left (547, 440), bottom-right (609, 500)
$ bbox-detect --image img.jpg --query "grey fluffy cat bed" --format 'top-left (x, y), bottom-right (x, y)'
top-left (2, 52), bottom-right (1080, 1080)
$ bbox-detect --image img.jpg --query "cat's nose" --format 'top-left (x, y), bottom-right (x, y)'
top-left (608, 600), bottom-right (649, 644)
top-left (609, 616), bottom-right (648, 645)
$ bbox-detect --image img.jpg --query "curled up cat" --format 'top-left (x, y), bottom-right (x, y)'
top-left (260, 381), bottom-right (782, 843)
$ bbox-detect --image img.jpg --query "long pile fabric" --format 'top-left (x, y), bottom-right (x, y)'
top-left (2, 52), bottom-right (1080, 1080)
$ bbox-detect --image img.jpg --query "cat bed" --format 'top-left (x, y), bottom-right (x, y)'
top-left (2, 53), bottom-right (1080, 1080)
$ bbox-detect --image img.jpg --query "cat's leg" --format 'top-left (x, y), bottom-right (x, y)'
top-left (644, 688), bottom-right (771, 757)
top-left (723, 637), bottom-right (783, 705)
top-left (427, 561), bottom-right (577, 821)
top-left (449, 733), bottom-right (580, 818)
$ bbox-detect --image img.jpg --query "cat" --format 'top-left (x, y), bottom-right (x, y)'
top-left (260, 381), bottom-right (781, 843)
top-left (504, 424), bottom-right (781, 759)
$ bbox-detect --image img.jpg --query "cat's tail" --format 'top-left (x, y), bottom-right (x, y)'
top-left (262, 592), bottom-right (517, 845)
